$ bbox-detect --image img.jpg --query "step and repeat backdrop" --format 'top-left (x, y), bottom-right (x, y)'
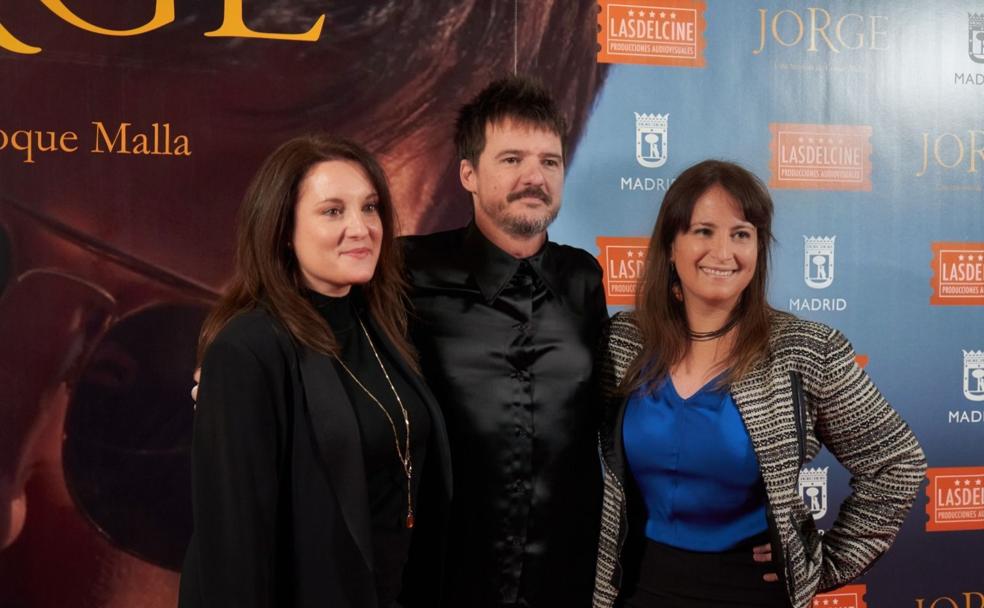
top-left (0, 1), bottom-right (981, 607)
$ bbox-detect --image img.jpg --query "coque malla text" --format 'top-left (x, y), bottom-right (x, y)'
top-left (0, 122), bottom-right (191, 164)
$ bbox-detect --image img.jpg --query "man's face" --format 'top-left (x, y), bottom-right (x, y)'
top-left (460, 118), bottom-right (564, 237)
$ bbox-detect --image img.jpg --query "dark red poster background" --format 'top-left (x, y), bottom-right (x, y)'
top-left (0, 2), bottom-right (605, 606)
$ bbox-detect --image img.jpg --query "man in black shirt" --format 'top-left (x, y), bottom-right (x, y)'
top-left (402, 76), bottom-right (608, 607)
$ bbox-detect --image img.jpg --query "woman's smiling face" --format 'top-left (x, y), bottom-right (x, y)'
top-left (671, 184), bottom-right (758, 314)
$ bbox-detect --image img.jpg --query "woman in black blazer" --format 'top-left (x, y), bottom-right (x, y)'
top-left (178, 134), bottom-right (451, 608)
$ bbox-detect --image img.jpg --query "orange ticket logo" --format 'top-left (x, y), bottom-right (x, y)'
top-left (597, 0), bottom-right (707, 68)
top-left (854, 355), bottom-right (869, 369)
top-left (926, 466), bottom-right (984, 532)
top-left (930, 242), bottom-right (984, 306)
top-left (596, 237), bottom-right (650, 306)
top-left (769, 123), bottom-right (873, 191)
top-left (813, 585), bottom-right (867, 608)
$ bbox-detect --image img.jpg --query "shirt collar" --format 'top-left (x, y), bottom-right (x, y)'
top-left (464, 221), bottom-right (559, 303)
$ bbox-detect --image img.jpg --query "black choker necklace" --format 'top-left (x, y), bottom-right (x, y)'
top-left (687, 316), bottom-right (739, 341)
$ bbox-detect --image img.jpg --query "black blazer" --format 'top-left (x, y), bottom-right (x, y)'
top-left (178, 308), bottom-right (452, 608)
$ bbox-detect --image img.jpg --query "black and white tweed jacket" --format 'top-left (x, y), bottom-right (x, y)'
top-left (592, 311), bottom-right (926, 608)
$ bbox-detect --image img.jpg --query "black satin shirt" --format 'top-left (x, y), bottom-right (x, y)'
top-left (402, 223), bottom-right (608, 608)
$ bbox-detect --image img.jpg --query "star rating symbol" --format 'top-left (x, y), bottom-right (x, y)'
top-left (626, 250), bottom-right (635, 258)
top-left (798, 137), bottom-right (805, 143)
top-left (649, 10), bottom-right (656, 17)
top-left (670, 11), bottom-right (677, 19)
top-left (659, 11), bottom-right (666, 18)
top-left (628, 9), bottom-right (635, 16)
top-left (808, 137), bottom-right (815, 144)
top-left (978, 254), bottom-right (984, 261)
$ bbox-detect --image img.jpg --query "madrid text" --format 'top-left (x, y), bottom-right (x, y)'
top-left (620, 177), bottom-right (674, 192)
top-left (788, 298), bottom-right (847, 312)
top-left (949, 410), bottom-right (984, 424)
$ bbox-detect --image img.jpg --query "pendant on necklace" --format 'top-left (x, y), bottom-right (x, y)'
top-left (406, 512), bottom-right (415, 529)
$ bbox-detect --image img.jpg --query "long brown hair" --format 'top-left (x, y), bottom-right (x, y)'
top-left (623, 160), bottom-right (776, 395)
top-left (197, 133), bottom-right (416, 368)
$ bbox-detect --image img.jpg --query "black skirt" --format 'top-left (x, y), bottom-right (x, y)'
top-left (619, 535), bottom-right (790, 608)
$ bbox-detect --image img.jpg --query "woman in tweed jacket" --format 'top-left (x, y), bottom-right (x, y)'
top-left (593, 161), bottom-right (925, 608)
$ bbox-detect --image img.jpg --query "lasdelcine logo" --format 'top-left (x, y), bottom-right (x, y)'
top-left (813, 585), bottom-right (867, 608)
top-left (925, 466), bottom-right (984, 532)
top-left (769, 123), bottom-right (872, 191)
top-left (596, 0), bottom-right (707, 68)
top-left (596, 237), bottom-right (649, 306)
top-left (930, 243), bottom-right (984, 306)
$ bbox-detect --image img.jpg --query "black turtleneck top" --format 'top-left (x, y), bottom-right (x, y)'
top-left (309, 289), bottom-right (430, 608)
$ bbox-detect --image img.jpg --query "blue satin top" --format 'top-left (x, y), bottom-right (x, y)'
top-left (623, 376), bottom-right (769, 551)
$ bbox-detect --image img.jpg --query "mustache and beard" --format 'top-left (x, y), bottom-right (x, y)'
top-left (481, 186), bottom-right (559, 237)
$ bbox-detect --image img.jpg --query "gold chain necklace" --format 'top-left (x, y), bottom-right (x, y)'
top-left (333, 316), bottom-right (415, 529)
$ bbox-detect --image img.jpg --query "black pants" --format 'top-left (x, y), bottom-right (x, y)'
top-left (619, 536), bottom-right (790, 608)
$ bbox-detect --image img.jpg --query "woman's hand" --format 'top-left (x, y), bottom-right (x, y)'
top-left (752, 543), bottom-right (779, 582)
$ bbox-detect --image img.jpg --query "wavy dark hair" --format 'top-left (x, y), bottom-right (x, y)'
top-left (197, 133), bottom-right (415, 368)
top-left (623, 160), bottom-right (776, 395)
